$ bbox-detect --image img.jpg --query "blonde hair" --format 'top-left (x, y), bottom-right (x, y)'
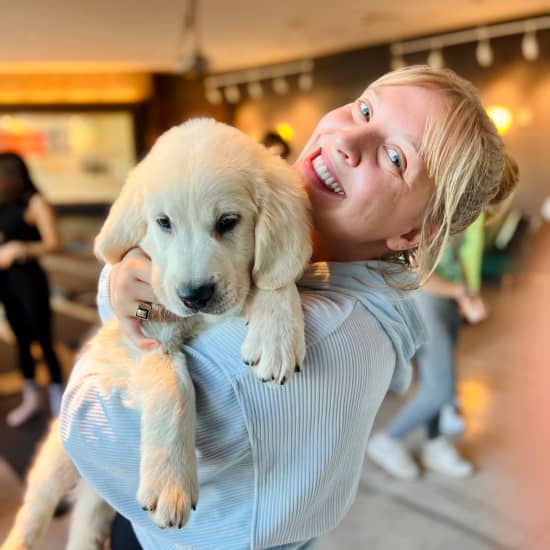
top-left (370, 65), bottom-right (519, 289)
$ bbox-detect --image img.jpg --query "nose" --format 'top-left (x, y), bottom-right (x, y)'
top-left (334, 129), bottom-right (362, 167)
top-left (177, 283), bottom-right (216, 311)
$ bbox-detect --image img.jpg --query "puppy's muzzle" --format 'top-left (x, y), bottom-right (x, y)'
top-left (177, 283), bottom-right (216, 312)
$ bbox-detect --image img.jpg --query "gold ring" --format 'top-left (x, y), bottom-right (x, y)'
top-left (135, 301), bottom-right (153, 321)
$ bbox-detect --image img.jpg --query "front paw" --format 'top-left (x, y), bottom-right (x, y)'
top-left (137, 463), bottom-right (198, 529)
top-left (241, 313), bottom-right (305, 385)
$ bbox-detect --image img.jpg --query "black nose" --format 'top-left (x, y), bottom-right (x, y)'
top-left (177, 283), bottom-right (216, 311)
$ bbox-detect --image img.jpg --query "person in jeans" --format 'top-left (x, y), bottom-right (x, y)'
top-left (367, 213), bottom-right (499, 479)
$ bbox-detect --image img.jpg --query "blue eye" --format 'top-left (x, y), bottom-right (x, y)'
top-left (388, 148), bottom-right (403, 170)
top-left (359, 101), bottom-right (371, 121)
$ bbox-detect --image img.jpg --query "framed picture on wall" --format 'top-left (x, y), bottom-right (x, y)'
top-left (0, 110), bottom-right (137, 206)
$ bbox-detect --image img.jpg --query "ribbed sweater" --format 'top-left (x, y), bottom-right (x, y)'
top-left (61, 261), bottom-right (425, 550)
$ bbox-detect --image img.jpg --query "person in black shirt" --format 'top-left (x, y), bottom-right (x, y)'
top-left (0, 152), bottom-right (63, 427)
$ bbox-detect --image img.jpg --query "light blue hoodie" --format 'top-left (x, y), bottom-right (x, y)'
top-left (61, 261), bottom-right (425, 550)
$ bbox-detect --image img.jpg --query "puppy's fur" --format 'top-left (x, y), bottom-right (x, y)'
top-left (1, 119), bottom-right (311, 550)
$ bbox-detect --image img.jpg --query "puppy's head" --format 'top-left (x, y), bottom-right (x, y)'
top-left (95, 119), bottom-right (311, 317)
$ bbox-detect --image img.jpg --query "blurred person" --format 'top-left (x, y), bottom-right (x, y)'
top-left (0, 152), bottom-right (64, 427)
top-left (261, 130), bottom-right (291, 159)
top-left (61, 66), bottom-right (518, 549)
top-left (367, 213), bottom-right (498, 479)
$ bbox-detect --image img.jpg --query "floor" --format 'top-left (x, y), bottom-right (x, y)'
top-left (1, 223), bottom-right (549, 549)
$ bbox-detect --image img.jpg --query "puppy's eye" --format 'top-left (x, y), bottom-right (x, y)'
top-left (156, 215), bottom-right (172, 232)
top-left (215, 214), bottom-right (240, 236)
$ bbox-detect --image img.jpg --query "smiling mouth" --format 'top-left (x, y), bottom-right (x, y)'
top-left (312, 155), bottom-right (345, 195)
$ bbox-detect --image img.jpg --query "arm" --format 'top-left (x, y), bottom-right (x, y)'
top-left (21, 194), bottom-right (61, 258)
top-left (0, 194), bottom-right (61, 268)
top-left (459, 213), bottom-right (485, 295)
top-left (424, 270), bottom-right (487, 325)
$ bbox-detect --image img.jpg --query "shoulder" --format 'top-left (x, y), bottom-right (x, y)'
top-left (25, 193), bottom-right (53, 221)
top-left (300, 288), bottom-right (389, 353)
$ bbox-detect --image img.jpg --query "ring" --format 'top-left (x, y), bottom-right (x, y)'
top-left (135, 301), bottom-right (153, 321)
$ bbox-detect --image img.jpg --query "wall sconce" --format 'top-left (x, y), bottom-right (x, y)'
top-left (486, 105), bottom-right (513, 135)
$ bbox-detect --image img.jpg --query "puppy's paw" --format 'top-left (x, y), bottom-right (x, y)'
top-left (137, 465), bottom-right (198, 529)
top-left (242, 310), bottom-right (305, 385)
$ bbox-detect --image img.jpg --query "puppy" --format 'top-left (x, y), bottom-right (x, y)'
top-left (1, 119), bottom-right (311, 550)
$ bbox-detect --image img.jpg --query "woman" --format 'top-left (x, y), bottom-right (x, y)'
top-left (60, 66), bottom-right (518, 549)
top-left (0, 152), bottom-right (64, 427)
top-left (367, 213), bottom-right (493, 480)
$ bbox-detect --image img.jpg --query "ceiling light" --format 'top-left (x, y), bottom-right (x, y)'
top-left (224, 85), bottom-right (241, 104)
top-left (205, 87), bottom-right (223, 105)
top-left (390, 43), bottom-right (407, 71)
top-left (522, 30), bottom-right (539, 61)
top-left (297, 73), bottom-right (313, 92)
top-left (391, 55), bottom-right (407, 71)
top-left (476, 38), bottom-right (493, 67)
top-left (272, 77), bottom-right (289, 95)
top-left (247, 81), bottom-right (263, 99)
top-left (427, 48), bottom-right (444, 69)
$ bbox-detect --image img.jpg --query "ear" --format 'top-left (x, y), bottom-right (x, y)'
top-left (386, 223), bottom-right (439, 252)
top-left (94, 165), bottom-right (147, 264)
top-left (253, 154), bottom-right (312, 290)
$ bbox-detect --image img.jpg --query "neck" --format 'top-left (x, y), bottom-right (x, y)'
top-left (310, 228), bottom-right (390, 263)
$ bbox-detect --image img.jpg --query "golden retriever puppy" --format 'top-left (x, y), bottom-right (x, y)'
top-left (1, 119), bottom-right (311, 550)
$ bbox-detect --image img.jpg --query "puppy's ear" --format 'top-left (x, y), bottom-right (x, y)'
top-left (253, 154), bottom-right (312, 290)
top-left (94, 164), bottom-right (146, 264)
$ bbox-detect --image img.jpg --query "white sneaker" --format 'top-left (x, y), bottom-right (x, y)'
top-left (421, 437), bottom-right (474, 478)
top-left (439, 403), bottom-right (466, 437)
top-left (367, 432), bottom-right (420, 481)
top-left (7, 381), bottom-right (41, 427)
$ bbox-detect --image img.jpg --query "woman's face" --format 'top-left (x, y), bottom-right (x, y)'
top-left (295, 84), bottom-right (445, 261)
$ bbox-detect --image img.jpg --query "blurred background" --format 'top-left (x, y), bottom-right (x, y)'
top-left (0, 1), bottom-right (549, 548)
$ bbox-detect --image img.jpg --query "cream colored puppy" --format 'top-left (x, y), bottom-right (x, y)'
top-left (2, 119), bottom-right (311, 550)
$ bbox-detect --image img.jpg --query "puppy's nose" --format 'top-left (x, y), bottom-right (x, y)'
top-left (177, 283), bottom-right (216, 311)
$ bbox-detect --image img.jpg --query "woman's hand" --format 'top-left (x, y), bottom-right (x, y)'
top-left (457, 293), bottom-right (488, 324)
top-left (109, 248), bottom-right (165, 349)
top-left (0, 241), bottom-right (26, 268)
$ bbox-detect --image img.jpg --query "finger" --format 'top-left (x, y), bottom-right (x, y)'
top-left (123, 249), bottom-right (152, 284)
top-left (121, 318), bottom-right (160, 350)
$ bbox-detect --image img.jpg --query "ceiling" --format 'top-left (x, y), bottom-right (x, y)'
top-left (0, 0), bottom-right (548, 74)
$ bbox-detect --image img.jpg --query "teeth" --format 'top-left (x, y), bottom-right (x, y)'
top-left (313, 156), bottom-right (345, 195)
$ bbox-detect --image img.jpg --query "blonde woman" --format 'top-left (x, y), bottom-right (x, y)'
top-left (61, 66), bottom-right (518, 550)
